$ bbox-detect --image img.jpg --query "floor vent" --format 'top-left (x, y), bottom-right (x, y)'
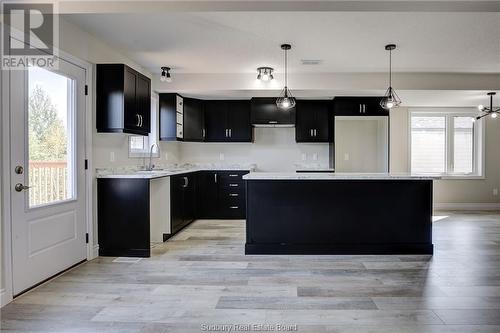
top-left (112, 257), bottom-right (142, 263)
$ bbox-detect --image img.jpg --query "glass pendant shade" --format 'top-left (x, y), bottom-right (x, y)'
top-left (276, 44), bottom-right (296, 110)
top-left (276, 86), bottom-right (296, 110)
top-left (380, 86), bottom-right (402, 110)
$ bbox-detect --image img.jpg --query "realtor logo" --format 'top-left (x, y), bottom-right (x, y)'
top-left (1, 1), bottom-right (59, 69)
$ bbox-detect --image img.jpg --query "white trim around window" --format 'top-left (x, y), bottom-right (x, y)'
top-left (409, 108), bottom-right (485, 179)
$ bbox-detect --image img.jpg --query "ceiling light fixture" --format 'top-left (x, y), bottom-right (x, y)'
top-left (276, 43), bottom-right (296, 110)
top-left (160, 66), bottom-right (172, 83)
top-left (475, 92), bottom-right (499, 121)
top-left (257, 67), bottom-right (274, 81)
top-left (380, 44), bottom-right (402, 110)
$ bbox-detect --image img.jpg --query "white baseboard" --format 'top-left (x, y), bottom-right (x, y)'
top-left (435, 203), bottom-right (500, 211)
top-left (92, 244), bottom-right (99, 259)
top-left (1, 288), bottom-right (12, 307)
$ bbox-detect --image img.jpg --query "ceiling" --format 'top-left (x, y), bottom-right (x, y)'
top-left (64, 11), bottom-right (500, 74)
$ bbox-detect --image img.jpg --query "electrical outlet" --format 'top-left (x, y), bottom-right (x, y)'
top-left (312, 153), bottom-right (318, 161)
top-left (301, 153), bottom-right (306, 161)
top-left (110, 151), bottom-right (115, 162)
top-left (219, 153), bottom-right (225, 161)
top-left (164, 152), bottom-right (169, 161)
top-left (493, 188), bottom-right (498, 196)
top-left (344, 153), bottom-right (349, 161)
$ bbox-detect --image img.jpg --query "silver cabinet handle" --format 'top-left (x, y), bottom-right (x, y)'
top-left (214, 173), bottom-right (217, 183)
top-left (269, 121), bottom-right (278, 124)
top-left (140, 115), bottom-right (143, 127)
top-left (310, 129), bottom-right (313, 137)
top-left (229, 206), bottom-right (239, 209)
top-left (314, 129), bottom-right (317, 137)
top-left (229, 193), bottom-right (239, 197)
top-left (225, 129), bottom-right (228, 137)
top-left (229, 184), bottom-right (239, 187)
top-left (229, 174), bottom-right (238, 177)
top-left (202, 128), bottom-right (206, 139)
top-left (359, 104), bottom-right (362, 114)
top-left (229, 129), bottom-right (232, 137)
top-left (136, 114), bottom-right (141, 126)
top-left (182, 176), bottom-right (188, 188)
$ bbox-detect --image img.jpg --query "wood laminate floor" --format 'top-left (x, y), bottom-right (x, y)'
top-left (2, 211), bottom-right (500, 332)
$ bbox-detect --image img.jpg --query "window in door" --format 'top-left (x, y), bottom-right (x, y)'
top-left (28, 67), bottom-right (76, 207)
top-left (410, 110), bottom-right (483, 176)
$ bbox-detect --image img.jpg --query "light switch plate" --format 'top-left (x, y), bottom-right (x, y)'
top-left (301, 153), bottom-right (306, 161)
top-left (344, 153), bottom-right (349, 161)
top-left (110, 151), bottom-right (115, 162)
top-left (219, 153), bottom-right (225, 161)
top-left (312, 153), bottom-right (318, 161)
top-left (493, 188), bottom-right (498, 196)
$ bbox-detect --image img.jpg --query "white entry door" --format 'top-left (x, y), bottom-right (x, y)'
top-left (10, 57), bottom-right (87, 295)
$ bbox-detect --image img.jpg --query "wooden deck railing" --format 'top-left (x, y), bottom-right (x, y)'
top-left (29, 161), bottom-right (69, 206)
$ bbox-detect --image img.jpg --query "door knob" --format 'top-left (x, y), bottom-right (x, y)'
top-left (15, 183), bottom-right (31, 192)
top-left (14, 166), bottom-right (24, 174)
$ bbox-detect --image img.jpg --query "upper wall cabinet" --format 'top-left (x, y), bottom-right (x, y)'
top-left (159, 94), bottom-right (204, 142)
top-left (96, 64), bottom-right (151, 135)
top-left (295, 100), bottom-right (333, 143)
top-left (204, 100), bottom-right (252, 142)
top-left (333, 97), bottom-right (389, 116)
top-left (250, 97), bottom-right (296, 126)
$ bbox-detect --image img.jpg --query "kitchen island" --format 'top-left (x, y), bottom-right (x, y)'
top-left (243, 173), bottom-right (437, 255)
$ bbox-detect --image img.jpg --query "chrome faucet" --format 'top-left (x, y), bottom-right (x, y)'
top-left (147, 143), bottom-right (159, 171)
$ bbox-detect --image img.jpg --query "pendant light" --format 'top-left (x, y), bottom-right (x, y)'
top-left (475, 92), bottom-right (500, 121)
top-left (276, 44), bottom-right (296, 110)
top-left (380, 44), bottom-right (402, 110)
top-left (160, 67), bottom-right (172, 83)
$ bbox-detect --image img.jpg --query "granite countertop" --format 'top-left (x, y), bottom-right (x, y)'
top-left (96, 163), bottom-right (257, 179)
top-left (243, 172), bottom-right (440, 180)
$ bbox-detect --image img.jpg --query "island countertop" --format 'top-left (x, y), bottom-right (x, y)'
top-left (243, 172), bottom-right (440, 180)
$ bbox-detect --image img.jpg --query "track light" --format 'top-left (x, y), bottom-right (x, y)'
top-left (160, 67), bottom-right (172, 83)
top-left (257, 67), bottom-right (274, 81)
top-left (475, 92), bottom-right (499, 120)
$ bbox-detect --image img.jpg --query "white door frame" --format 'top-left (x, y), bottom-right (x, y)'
top-left (1, 47), bottom-right (94, 307)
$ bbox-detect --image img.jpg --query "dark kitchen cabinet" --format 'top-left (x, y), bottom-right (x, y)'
top-left (197, 170), bottom-right (249, 219)
top-left (183, 98), bottom-right (205, 141)
top-left (197, 171), bottom-right (219, 218)
top-left (204, 100), bottom-right (252, 142)
top-left (170, 173), bottom-right (197, 234)
top-left (295, 100), bottom-right (333, 143)
top-left (98, 178), bottom-right (151, 257)
top-left (250, 97), bottom-right (296, 125)
top-left (159, 93), bottom-right (183, 141)
top-left (97, 64), bottom-right (151, 135)
top-left (204, 101), bottom-right (227, 142)
top-left (333, 97), bottom-right (389, 116)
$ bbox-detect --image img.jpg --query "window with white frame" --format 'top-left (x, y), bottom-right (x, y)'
top-left (410, 109), bottom-right (483, 176)
top-left (129, 94), bottom-right (159, 157)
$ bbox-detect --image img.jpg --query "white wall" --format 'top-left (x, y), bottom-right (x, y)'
top-left (181, 127), bottom-right (329, 171)
top-left (390, 107), bottom-right (500, 205)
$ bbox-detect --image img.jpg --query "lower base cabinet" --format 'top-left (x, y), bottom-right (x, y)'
top-left (197, 170), bottom-right (249, 219)
top-left (97, 170), bottom-right (249, 257)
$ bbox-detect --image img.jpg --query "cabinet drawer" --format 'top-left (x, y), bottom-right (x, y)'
top-left (219, 171), bottom-right (249, 181)
top-left (220, 180), bottom-right (244, 189)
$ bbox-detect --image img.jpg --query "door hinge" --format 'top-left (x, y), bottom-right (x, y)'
top-left (84, 159), bottom-right (88, 170)
top-left (85, 233), bottom-right (89, 244)
top-left (84, 85), bottom-right (88, 96)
